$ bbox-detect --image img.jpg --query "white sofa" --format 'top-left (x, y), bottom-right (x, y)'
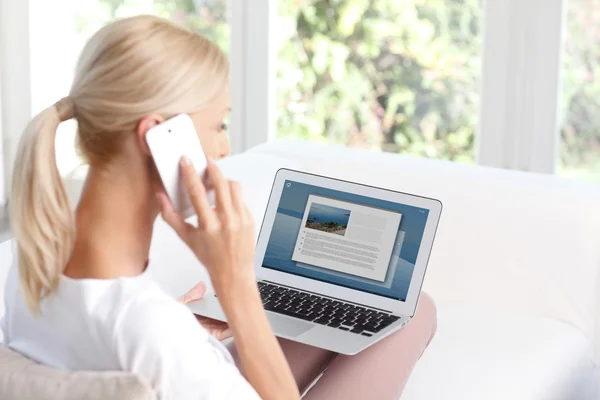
top-left (146, 140), bottom-right (600, 400)
top-left (2, 140), bottom-right (600, 399)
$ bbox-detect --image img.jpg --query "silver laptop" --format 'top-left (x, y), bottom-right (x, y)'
top-left (188, 169), bottom-right (442, 355)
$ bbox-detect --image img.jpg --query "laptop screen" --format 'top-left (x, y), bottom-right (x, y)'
top-left (262, 180), bottom-right (430, 302)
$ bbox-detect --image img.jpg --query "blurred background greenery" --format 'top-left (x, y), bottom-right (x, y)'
top-left (560, 1), bottom-right (600, 182)
top-left (275, 0), bottom-right (481, 165)
top-left (78, 0), bottom-right (598, 182)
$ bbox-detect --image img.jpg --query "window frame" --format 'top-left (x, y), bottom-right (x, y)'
top-left (477, 0), bottom-right (567, 173)
top-left (1, 0), bottom-right (32, 206)
top-left (230, 0), bottom-right (277, 154)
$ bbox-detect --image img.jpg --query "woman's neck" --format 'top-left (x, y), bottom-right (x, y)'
top-left (64, 157), bottom-right (159, 280)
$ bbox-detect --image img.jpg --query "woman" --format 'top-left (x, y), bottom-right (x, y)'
top-left (1, 15), bottom-right (437, 399)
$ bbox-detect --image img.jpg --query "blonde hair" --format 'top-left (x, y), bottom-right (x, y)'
top-left (10, 15), bottom-right (229, 313)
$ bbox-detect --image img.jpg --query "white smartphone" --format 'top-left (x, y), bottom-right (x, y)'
top-left (146, 114), bottom-right (208, 219)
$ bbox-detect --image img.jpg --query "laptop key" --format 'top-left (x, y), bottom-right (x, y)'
top-left (265, 305), bottom-right (314, 321)
top-left (363, 324), bottom-right (381, 333)
top-left (375, 319), bottom-right (398, 330)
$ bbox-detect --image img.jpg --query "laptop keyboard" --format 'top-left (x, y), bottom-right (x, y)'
top-left (258, 281), bottom-right (400, 337)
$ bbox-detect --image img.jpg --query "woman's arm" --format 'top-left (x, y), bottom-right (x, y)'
top-left (116, 294), bottom-right (262, 400)
top-left (219, 280), bottom-right (298, 400)
top-left (158, 157), bottom-right (299, 400)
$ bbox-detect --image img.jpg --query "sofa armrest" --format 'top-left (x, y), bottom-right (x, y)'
top-left (0, 346), bottom-right (156, 400)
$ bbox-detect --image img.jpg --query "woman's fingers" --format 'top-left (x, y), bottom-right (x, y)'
top-left (157, 192), bottom-right (193, 239)
top-left (216, 326), bottom-right (233, 341)
top-left (195, 316), bottom-right (233, 341)
top-left (205, 159), bottom-right (233, 218)
top-left (180, 157), bottom-right (218, 229)
top-left (179, 281), bottom-right (207, 304)
top-left (229, 181), bottom-right (245, 214)
top-left (228, 182), bottom-right (253, 227)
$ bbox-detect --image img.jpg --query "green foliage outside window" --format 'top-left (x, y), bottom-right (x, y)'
top-left (275, 0), bottom-right (481, 164)
top-left (560, 2), bottom-right (600, 183)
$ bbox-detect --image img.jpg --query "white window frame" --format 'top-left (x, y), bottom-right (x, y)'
top-left (1, 0), bottom-right (31, 205)
top-left (478, 0), bottom-right (567, 174)
top-left (230, 0), bottom-right (276, 154)
top-left (0, 0), bottom-right (573, 206)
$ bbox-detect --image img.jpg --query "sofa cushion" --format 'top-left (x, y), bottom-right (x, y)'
top-left (402, 306), bottom-right (598, 400)
top-left (0, 346), bottom-right (156, 400)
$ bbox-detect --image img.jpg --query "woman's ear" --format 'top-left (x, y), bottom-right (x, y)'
top-left (137, 114), bottom-right (165, 156)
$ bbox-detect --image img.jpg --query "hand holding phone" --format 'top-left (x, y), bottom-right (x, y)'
top-left (146, 114), bottom-right (208, 218)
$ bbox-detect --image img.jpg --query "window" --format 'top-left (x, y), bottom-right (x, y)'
top-left (3, 0), bottom-right (597, 202)
top-left (29, 0), bottom-right (229, 177)
top-left (275, 0), bottom-right (482, 163)
top-left (559, 0), bottom-right (600, 183)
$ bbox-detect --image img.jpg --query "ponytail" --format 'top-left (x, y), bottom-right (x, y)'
top-left (10, 97), bottom-right (76, 314)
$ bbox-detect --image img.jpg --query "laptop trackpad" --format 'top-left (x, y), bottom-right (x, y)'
top-left (266, 313), bottom-right (314, 338)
